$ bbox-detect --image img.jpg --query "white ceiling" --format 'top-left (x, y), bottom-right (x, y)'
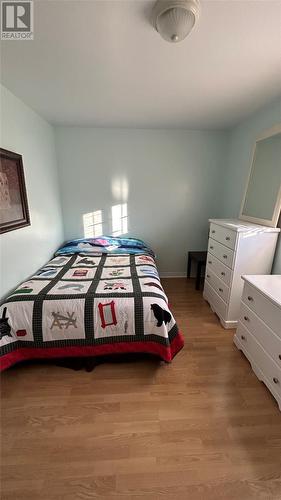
top-left (1, 0), bottom-right (281, 129)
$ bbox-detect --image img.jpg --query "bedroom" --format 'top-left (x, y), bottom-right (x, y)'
top-left (0, 0), bottom-right (281, 498)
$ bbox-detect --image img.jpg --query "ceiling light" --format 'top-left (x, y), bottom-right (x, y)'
top-left (152, 0), bottom-right (200, 43)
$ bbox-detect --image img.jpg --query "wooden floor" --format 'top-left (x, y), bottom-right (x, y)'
top-left (1, 278), bottom-right (281, 500)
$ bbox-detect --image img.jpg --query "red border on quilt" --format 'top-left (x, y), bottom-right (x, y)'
top-left (0, 332), bottom-right (184, 371)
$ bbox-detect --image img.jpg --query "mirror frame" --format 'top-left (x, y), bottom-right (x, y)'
top-left (239, 124), bottom-right (281, 227)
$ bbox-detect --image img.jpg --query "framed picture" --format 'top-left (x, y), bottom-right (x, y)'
top-left (0, 148), bottom-right (30, 234)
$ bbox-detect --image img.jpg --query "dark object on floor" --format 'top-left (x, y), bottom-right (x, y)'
top-left (187, 251), bottom-right (207, 290)
top-left (55, 357), bottom-right (98, 372)
top-left (6, 354), bottom-right (165, 373)
top-left (55, 353), bottom-right (164, 372)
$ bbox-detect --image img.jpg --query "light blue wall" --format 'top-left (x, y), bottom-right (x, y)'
top-left (221, 97), bottom-right (281, 274)
top-left (2, 85), bottom-right (279, 284)
top-left (0, 85), bottom-right (64, 298)
top-left (55, 127), bottom-right (229, 275)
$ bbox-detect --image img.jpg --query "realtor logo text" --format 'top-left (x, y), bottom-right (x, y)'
top-left (1, 0), bottom-right (33, 40)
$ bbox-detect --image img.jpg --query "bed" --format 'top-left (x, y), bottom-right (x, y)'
top-left (0, 236), bottom-right (184, 371)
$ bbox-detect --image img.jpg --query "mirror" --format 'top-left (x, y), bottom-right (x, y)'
top-left (239, 125), bottom-right (281, 227)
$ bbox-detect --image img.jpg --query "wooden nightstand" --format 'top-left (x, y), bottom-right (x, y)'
top-left (187, 251), bottom-right (207, 290)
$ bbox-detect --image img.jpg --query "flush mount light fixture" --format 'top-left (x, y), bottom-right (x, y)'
top-left (152, 0), bottom-right (200, 43)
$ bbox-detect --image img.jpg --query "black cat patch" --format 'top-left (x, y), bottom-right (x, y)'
top-left (0, 307), bottom-right (12, 340)
top-left (151, 303), bottom-right (171, 327)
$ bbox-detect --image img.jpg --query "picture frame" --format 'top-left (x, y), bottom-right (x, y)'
top-left (0, 148), bottom-right (30, 234)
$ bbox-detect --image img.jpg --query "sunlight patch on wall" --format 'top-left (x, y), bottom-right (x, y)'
top-left (111, 177), bottom-right (129, 201)
top-left (111, 203), bottom-right (128, 236)
top-left (83, 210), bottom-right (103, 238)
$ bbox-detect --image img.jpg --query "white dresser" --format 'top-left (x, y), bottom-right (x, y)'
top-left (234, 275), bottom-right (281, 411)
top-left (203, 219), bottom-right (280, 328)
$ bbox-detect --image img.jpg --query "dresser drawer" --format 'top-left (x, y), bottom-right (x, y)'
top-left (236, 323), bottom-right (281, 401)
top-left (209, 223), bottom-right (237, 250)
top-left (206, 252), bottom-right (232, 287)
top-left (206, 268), bottom-right (230, 303)
top-left (239, 302), bottom-right (281, 368)
top-left (203, 281), bottom-right (227, 320)
top-left (208, 238), bottom-right (235, 269)
top-left (242, 283), bottom-right (281, 339)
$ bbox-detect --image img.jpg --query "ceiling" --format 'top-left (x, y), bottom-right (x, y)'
top-left (1, 0), bottom-right (281, 129)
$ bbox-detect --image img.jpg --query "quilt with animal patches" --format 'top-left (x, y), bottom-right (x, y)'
top-left (0, 243), bottom-right (184, 371)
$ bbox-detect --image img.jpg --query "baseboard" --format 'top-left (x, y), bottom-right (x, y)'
top-left (160, 272), bottom-right (186, 278)
top-left (220, 318), bottom-right (238, 329)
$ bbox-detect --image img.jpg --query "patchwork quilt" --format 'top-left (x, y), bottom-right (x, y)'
top-left (0, 238), bottom-right (184, 371)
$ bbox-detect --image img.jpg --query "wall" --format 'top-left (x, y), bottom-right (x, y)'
top-left (1, 87), bottom-right (279, 283)
top-left (0, 85), bottom-right (64, 298)
top-left (221, 96), bottom-right (281, 273)
top-left (55, 127), bottom-right (228, 275)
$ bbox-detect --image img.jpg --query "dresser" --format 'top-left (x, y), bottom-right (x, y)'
top-left (234, 275), bottom-right (281, 411)
top-left (203, 219), bottom-right (280, 328)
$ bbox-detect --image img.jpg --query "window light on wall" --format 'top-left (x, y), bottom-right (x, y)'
top-left (83, 204), bottom-right (128, 238)
top-left (83, 210), bottom-right (103, 238)
top-left (111, 203), bottom-right (128, 236)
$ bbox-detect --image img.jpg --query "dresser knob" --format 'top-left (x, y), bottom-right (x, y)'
top-left (219, 288), bottom-right (223, 292)
top-left (223, 255), bottom-right (227, 259)
top-left (279, 355), bottom-right (281, 361)
top-left (273, 377), bottom-right (279, 384)
top-left (207, 274), bottom-right (210, 278)
top-left (225, 236), bottom-right (230, 241)
top-left (210, 246), bottom-right (214, 250)
top-left (208, 260), bottom-right (212, 264)
top-left (221, 272), bottom-right (225, 276)
top-left (211, 230), bottom-right (216, 234)
top-left (241, 335), bottom-right (246, 341)
top-left (244, 316), bottom-right (249, 322)
top-left (247, 296), bottom-right (253, 302)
